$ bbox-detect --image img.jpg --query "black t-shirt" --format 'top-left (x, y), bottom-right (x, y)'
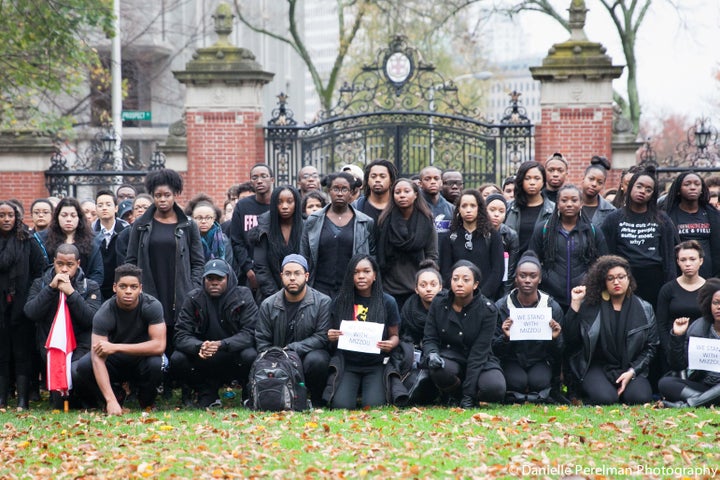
top-left (615, 210), bottom-right (662, 266)
top-left (359, 200), bottom-right (383, 224)
top-left (518, 204), bottom-right (543, 254)
top-left (92, 293), bottom-right (165, 344)
top-left (671, 208), bottom-right (712, 277)
top-left (341, 293), bottom-right (400, 367)
top-left (149, 219), bottom-right (177, 324)
top-left (283, 296), bottom-right (302, 344)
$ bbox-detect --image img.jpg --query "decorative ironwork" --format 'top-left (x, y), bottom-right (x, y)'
top-left (45, 125), bottom-right (165, 197)
top-left (638, 138), bottom-right (657, 168)
top-left (673, 117), bottom-right (720, 169)
top-left (265, 36), bottom-right (534, 186)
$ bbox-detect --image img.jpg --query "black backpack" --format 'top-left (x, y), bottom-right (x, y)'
top-left (249, 347), bottom-right (308, 411)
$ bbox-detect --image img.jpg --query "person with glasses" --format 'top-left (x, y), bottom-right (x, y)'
top-left (184, 194), bottom-right (234, 266)
top-left (255, 254), bottom-right (331, 406)
top-left (439, 189), bottom-right (504, 300)
top-left (530, 184), bottom-right (607, 311)
top-left (300, 172), bottom-right (374, 298)
top-left (377, 178), bottom-right (438, 309)
top-left (252, 186), bottom-right (303, 304)
top-left (565, 255), bottom-right (658, 405)
top-left (297, 165), bottom-right (321, 197)
top-left (230, 164), bottom-right (275, 289)
top-left (441, 170), bottom-right (464, 205)
top-left (29, 198), bottom-right (54, 263)
top-left (125, 168), bottom-right (205, 392)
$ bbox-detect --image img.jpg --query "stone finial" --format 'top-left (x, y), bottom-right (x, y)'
top-left (213, 2), bottom-right (234, 46)
top-left (568, 0), bottom-right (588, 41)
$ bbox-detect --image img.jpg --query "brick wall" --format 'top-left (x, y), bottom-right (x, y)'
top-left (535, 106), bottom-right (614, 187)
top-left (184, 110), bottom-right (265, 206)
top-left (1, 172), bottom-right (52, 223)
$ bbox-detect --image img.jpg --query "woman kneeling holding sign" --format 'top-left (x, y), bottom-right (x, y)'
top-left (494, 251), bottom-right (564, 403)
top-left (565, 255), bottom-right (658, 405)
top-left (422, 260), bottom-right (506, 408)
top-left (326, 255), bottom-right (401, 409)
top-left (660, 278), bottom-right (720, 408)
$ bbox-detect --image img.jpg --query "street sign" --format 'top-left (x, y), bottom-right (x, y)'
top-left (121, 111), bottom-right (151, 121)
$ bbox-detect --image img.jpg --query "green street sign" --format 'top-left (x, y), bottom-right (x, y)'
top-left (121, 111), bottom-right (151, 121)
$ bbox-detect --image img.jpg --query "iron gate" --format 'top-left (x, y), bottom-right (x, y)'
top-left (266, 35), bottom-right (534, 187)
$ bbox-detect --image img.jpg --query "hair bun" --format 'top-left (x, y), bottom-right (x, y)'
top-left (590, 155), bottom-right (611, 170)
top-left (643, 164), bottom-right (657, 176)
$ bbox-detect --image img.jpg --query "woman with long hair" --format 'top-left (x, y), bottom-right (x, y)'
top-left (423, 260), bottom-right (506, 407)
top-left (439, 189), bottom-right (504, 300)
top-left (41, 197), bottom-right (103, 285)
top-left (504, 161), bottom-right (555, 255)
top-left (660, 278), bottom-right (720, 408)
top-left (326, 254), bottom-right (401, 409)
top-left (300, 172), bottom-right (374, 298)
top-left (0, 200), bottom-right (45, 410)
top-left (663, 171), bottom-right (720, 279)
top-left (601, 166), bottom-right (678, 308)
top-left (253, 185), bottom-right (304, 303)
top-left (485, 193), bottom-right (519, 298)
top-left (610, 165), bottom-right (642, 209)
top-left (400, 260), bottom-right (443, 349)
top-left (184, 194), bottom-right (234, 266)
top-left (580, 156), bottom-right (616, 227)
top-left (377, 178), bottom-right (438, 309)
top-left (565, 255), bottom-right (658, 405)
top-left (530, 184), bottom-right (607, 310)
top-left (656, 240), bottom-right (706, 365)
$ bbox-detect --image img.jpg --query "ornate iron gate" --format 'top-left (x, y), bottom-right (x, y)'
top-left (266, 35), bottom-right (534, 187)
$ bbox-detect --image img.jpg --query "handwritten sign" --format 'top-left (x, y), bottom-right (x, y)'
top-left (337, 320), bottom-right (384, 354)
top-left (508, 307), bottom-right (553, 341)
top-left (688, 337), bottom-right (720, 373)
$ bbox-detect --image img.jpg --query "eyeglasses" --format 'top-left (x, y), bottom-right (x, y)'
top-left (606, 273), bottom-right (628, 283)
top-left (331, 187), bottom-right (351, 194)
top-left (193, 216), bottom-right (215, 223)
top-left (251, 174), bottom-right (271, 181)
top-left (464, 231), bottom-right (473, 251)
top-left (301, 173), bottom-right (319, 180)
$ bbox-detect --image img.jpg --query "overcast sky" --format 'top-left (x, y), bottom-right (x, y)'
top-left (515, 0), bottom-right (720, 124)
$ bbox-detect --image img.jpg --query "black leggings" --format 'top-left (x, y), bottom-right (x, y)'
top-left (429, 358), bottom-right (506, 402)
top-left (580, 364), bottom-right (652, 405)
top-left (502, 361), bottom-right (552, 394)
top-left (658, 376), bottom-right (710, 401)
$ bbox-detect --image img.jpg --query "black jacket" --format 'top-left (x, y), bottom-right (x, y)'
top-left (422, 290), bottom-right (501, 397)
top-left (667, 316), bottom-right (718, 384)
top-left (92, 217), bottom-right (129, 300)
top-left (255, 286), bottom-right (331, 358)
top-left (564, 295), bottom-right (658, 383)
top-left (24, 266), bottom-right (101, 358)
top-left (252, 211), bottom-right (299, 304)
top-left (0, 234), bottom-right (45, 327)
top-left (125, 203), bottom-right (205, 323)
top-left (173, 270), bottom-right (257, 356)
top-left (493, 289), bottom-right (564, 369)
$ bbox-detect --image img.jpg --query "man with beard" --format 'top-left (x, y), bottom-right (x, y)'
top-left (353, 159), bottom-right (397, 223)
top-left (441, 170), bottom-right (464, 206)
top-left (419, 166), bottom-right (454, 233)
top-left (543, 153), bottom-right (568, 203)
top-left (230, 163), bottom-right (275, 288)
top-left (172, 259), bottom-right (258, 408)
top-left (255, 254), bottom-right (331, 406)
top-left (297, 165), bottom-right (321, 197)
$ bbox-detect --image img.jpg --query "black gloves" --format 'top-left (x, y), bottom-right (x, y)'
top-left (427, 352), bottom-right (445, 369)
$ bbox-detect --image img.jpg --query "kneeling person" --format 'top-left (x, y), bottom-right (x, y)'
top-left (172, 259), bottom-right (258, 408)
top-left (73, 264), bottom-right (166, 415)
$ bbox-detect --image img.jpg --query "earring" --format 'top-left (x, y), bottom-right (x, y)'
top-left (601, 290), bottom-right (610, 301)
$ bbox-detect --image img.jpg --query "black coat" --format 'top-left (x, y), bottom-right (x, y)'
top-left (666, 316), bottom-right (718, 384)
top-left (422, 290), bottom-right (501, 397)
top-left (564, 295), bottom-right (658, 383)
top-left (174, 270), bottom-right (258, 356)
top-left (24, 266), bottom-right (101, 358)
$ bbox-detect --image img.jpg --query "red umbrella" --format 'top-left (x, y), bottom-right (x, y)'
top-left (45, 292), bottom-right (77, 410)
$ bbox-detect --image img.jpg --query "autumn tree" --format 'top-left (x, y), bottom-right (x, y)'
top-left (0, 0), bottom-right (114, 131)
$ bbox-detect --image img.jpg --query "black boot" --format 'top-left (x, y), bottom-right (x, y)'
top-left (0, 376), bottom-right (8, 408)
top-left (662, 386), bottom-right (704, 408)
top-left (15, 375), bottom-right (30, 411)
top-left (686, 384), bottom-right (720, 407)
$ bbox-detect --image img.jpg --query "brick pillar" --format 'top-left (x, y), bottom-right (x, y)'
top-left (530, 0), bottom-right (623, 186)
top-left (173, 2), bottom-right (273, 206)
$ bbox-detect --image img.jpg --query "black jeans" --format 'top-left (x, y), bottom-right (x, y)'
top-left (331, 363), bottom-right (385, 409)
top-left (429, 357), bottom-right (506, 402)
top-left (502, 360), bottom-right (552, 394)
top-left (170, 347), bottom-right (256, 390)
top-left (580, 363), bottom-right (652, 405)
top-left (0, 320), bottom-right (33, 378)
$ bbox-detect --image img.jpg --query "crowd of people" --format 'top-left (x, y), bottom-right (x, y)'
top-left (2, 154), bottom-right (720, 415)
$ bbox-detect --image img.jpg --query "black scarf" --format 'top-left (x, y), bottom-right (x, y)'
top-left (598, 296), bottom-right (640, 382)
top-left (378, 209), bottom-right (433, 269)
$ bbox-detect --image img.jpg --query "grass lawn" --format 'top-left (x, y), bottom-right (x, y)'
top-left (2, 392), bottom-right (719, 479)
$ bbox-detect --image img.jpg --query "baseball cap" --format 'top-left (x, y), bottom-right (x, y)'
top-left (281, 254), bottom-right (309, 272)
top-left (341, 164), bottom-right (364, 183)
top-left (203, 259), bottom-right (230, 278)
top-left (118, 200), bottom-right (133, 219)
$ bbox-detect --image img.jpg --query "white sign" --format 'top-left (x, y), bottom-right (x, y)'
top-left (688, 336), bottom-right (720, 373)
top-left (337, 320), bottom-right (384, 354)
top-left (508, 307), bottom-right (553, 341)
